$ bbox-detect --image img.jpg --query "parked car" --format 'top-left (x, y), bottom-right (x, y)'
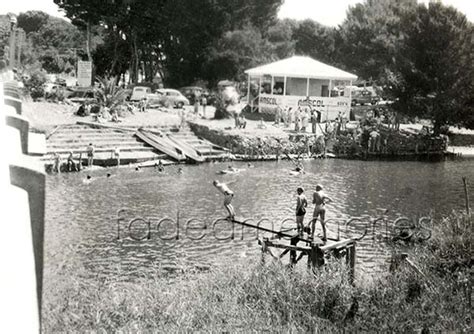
top-left (130, 86), bottom-right (152, 101)
top-left (146, 92), bottom-right (167, 109)
top-left (351, 89), bottom-right (380, 106)
top-left (156, 88), bottom-right (189, 108)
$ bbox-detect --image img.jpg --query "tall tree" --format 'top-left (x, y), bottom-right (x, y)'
top-left (389, 2), bottom-right (474, 131)
top-left (337, 0), bottom-right (417, 81)
top-left (293, 19), bottom-right (337, 64)
top-left (17, 11), bottom-right (49, 34)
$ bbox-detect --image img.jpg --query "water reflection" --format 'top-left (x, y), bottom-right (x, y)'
top-left (44, 159), bottom-right (474, 282)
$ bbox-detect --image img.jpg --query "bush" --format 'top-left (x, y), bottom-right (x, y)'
top-left (24, 71), bottom-right (47, 100)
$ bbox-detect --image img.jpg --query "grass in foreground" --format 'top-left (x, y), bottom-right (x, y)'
top-left (43, 212), bottom-right (471, 332)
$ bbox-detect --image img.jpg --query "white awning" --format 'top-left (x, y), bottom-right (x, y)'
top-left (245, 56), bottom-right (357, 81)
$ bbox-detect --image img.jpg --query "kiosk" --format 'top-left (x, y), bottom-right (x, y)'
top-left (245, 56), bottom-right (357, 121)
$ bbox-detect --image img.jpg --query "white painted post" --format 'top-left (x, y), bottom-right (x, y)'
top-left (271, 76), bottom-right (274, 96)
top-left (306, 77), bottom-right (310, 97)
top-left (283, 76), bottom-right (287, 96)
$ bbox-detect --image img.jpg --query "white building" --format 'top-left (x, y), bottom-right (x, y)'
top-left (245, 56), bottom-right (357, 120)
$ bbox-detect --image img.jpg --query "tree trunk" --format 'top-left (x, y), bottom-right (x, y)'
top-left (86, 21), bottom-right (92, 61)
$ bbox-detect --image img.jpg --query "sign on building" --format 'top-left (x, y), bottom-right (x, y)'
top-left (258, 94), bottom-right (351, 121)
top-left (77, 61), bottom-right (92, 87)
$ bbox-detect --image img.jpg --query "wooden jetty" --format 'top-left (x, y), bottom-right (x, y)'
top-left (231, 218), bottom-right (357, 283)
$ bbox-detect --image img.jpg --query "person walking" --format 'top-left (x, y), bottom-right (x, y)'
top-left (312, 184), bottom-right (333, 242)
top-left (295, 187), bottom-right (308, 236)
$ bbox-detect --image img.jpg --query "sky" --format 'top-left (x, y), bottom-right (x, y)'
top-left (0, 0), bottom-right (473, 27)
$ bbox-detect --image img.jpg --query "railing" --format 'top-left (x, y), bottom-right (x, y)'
top-left (1, 79), bottom-right (45, 332)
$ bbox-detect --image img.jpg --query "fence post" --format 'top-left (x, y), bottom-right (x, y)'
top-left (462, 177), bottom-right (470, 215)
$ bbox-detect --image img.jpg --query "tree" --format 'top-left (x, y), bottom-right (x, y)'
top-left (389, 2), bottom-right (474, 131)
top-left (17, 11), bottom-right (49, 34)
top-left (293, 19), bottom-right (337, 64)
top-left (55, 0), bottom-right (285, 86)
top-left (337, 0), bottom-right (417, 81)
top-left (203, 25), bottom-right (276, 86)
top-left (267, 19), bottom-right (296, 59)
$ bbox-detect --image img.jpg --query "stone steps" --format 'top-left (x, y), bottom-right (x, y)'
top-left (47, 140), bottom-right (148, 150)
top-left (43, 151), bottom-right (168, 161)
top-left (44, 124), bottom-right (228, 168)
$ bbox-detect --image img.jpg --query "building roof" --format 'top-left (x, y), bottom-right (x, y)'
top-left (245, 56), bottom-right (357, 81)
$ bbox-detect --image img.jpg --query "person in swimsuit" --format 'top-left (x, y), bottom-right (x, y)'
top-left (295, 187), bottom-right (307, 236)
top-left (86, 143), bottom-right (94, 167)
top-left (312, 184), bottom-right (332, 241)
top-left (213, 180), bottom-right (235, 219)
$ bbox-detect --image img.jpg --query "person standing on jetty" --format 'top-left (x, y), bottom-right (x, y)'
top-left (312, 184), bottom-right (333, 242)
top-left (295, 187), bottom-right (307, 236)
top-left (213, 180), bottom-right (236, 219)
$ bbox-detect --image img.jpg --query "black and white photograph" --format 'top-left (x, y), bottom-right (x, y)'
top-left (1, 0), bottom-right (473, 332)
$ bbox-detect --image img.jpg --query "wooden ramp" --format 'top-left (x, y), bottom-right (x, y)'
top-left (167, 134), bottom-right (205, 162)
top-left (135, 129), bottom-right (186, 162)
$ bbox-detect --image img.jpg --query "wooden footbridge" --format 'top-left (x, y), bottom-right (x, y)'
top-left (231, 218), bottom-right (357, 283)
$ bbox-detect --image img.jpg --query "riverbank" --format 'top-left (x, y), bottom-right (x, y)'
top-left (23, 101), bottom-right (472, 165)
top-left (42, 211), bottom-right (471, 332)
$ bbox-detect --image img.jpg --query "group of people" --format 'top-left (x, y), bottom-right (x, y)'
top-left (272, 105), bottom-right (339, 135)
top-left (213, 178), bottom-right (332, 243)
top-left (193, 95), bottom-right (208, 118)
top-left (52, 151), bottom-right (81, 173)
top-left (295, 185), bottom-right (332, 241)
top-left (51, 143), bottom-right (122, 173)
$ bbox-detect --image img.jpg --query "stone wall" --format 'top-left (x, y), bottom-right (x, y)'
top-left (188, 122), bottom-right (324, 157)
top-left (190, 122), bottom-right (448, 160)
top-left (332, 127), bottom-right (448, 157)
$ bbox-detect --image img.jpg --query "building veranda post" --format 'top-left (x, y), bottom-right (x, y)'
top-left (245, 56), bottom-right (358, 121)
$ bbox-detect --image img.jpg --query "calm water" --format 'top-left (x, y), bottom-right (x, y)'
top-left (44, 159), bottom-right (473, 282)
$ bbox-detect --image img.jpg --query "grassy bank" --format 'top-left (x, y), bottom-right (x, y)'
top-left (43, 211), bottom-right (471, 332)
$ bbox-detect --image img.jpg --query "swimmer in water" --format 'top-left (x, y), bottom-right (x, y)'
top-left (83, 175), bottom-right (92, 184)
top-left (154, 160), bottom-right (164, 172)
top-left (107, 173), bottom-right (111, 178)
top-left (213, 180), bottom-right (236, 219)
top-left (135, 166), bottom-right (141, 171)
top-left (177, 167), bottom-right (183, 174)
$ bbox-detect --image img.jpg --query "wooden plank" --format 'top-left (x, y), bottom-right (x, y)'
top-left (167, 134), bottom-right (205, 162)
top-left (135, 129), bottom-right (186, 161)
top-left (263, 241), bottom-right (311, 253)
top-left (320, 238), bottom-right (356, 251)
